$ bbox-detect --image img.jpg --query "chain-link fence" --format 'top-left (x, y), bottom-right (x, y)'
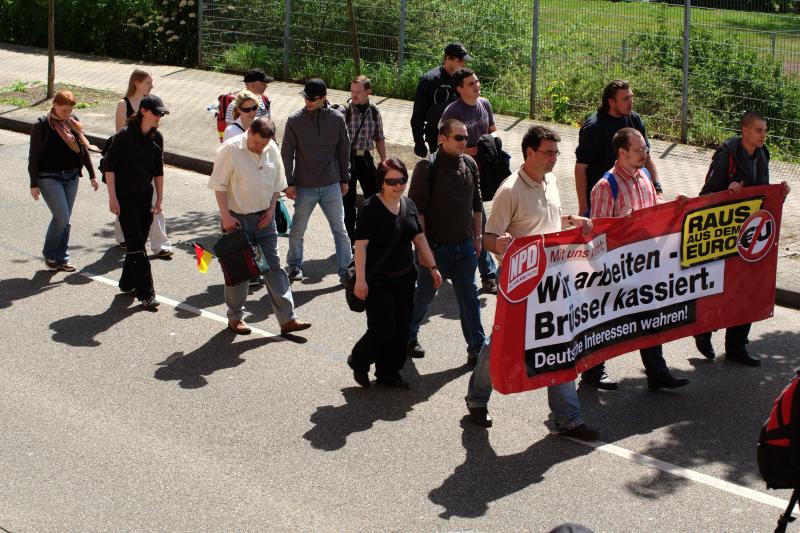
top-left (199, 0), bottom-right (800, 162)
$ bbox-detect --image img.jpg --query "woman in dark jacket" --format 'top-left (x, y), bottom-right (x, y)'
top-left (28, 89), bottom-right (99, 271)
top-left (348, 158), bottom-right (442, 389)
top-left (103, 95), bottom-right (169, 311)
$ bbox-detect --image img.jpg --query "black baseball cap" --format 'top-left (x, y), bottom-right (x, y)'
top-left (243, 68), bottom-right (274, 84)
top-left (300, 78), bottom-right (327, 99)
top-left (444, 42), bottom-right (472, 61)
top-left (139, 95), bottom-right (169, 115)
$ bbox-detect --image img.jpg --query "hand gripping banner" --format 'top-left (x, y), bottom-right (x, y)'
top-left (490, 185), bottom-right (784, 394)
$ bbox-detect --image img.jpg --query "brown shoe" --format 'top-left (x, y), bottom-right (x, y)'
top-left (280, 318), bottom-right (311, 335)
top-left (228, 320), bottom-right (251, 335)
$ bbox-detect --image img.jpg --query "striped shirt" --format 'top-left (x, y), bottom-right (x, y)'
top-left (345, 103), bottom-right (384, 152)
top-left (589, 163), bottom-right (658, 218)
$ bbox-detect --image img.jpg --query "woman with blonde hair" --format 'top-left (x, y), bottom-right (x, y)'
top-left (223, 90), bottom-right (259, 142)
top-left (28, 89), bottom-right (99, 271)
top-left (112, 68), bottom-right (173, 257)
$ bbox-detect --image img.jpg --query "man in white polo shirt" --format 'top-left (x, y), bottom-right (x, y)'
top-left (208, 117), bottom-right (310, 336)
top-left (464, 125), bottom-right (599, 441)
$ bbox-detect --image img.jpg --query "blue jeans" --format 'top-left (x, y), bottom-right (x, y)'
top-left (287, 182), bottom-right (352, 278)
top-left (409, 238), bottom-right (485, 354)
top-left (466, 335), bottom-right (584, 432)
top-left (478, 206), bottom-right (496, 280)
top-left (38, 171), bottom-right (79, 264)
top-left (226, 212), bottom-right (296, 325)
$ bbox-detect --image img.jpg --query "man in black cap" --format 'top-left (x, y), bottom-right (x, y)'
top-left (281, 78), bottom-right (352, 283)
top-left (410, 43), bottom-right (472, 157)
top-left (224, 68), bottom-right (274, 125)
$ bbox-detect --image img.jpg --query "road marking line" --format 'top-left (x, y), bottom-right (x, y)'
top-left (565, 436), bottom-right (797, 512)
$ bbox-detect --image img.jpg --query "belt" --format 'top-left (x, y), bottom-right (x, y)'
top-left (353, 149), bottom-right (371, 157)
top-left (38, 168), bottom-right (80, 179)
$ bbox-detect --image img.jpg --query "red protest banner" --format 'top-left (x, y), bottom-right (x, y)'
top-left (490, 184), bottom-right (784, 395)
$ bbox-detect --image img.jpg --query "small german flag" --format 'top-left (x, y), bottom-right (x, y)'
top-left (194, 242), bottom-right (214, 273)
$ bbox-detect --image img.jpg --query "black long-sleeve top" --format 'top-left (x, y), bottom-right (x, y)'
top-left (28, 115), bottom-right (96, 187)
top-left (103, 123), bottom-right (164, 194)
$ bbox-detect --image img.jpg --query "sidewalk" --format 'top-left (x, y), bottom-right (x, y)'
top-left (0, 43), bottom-right (797, 306)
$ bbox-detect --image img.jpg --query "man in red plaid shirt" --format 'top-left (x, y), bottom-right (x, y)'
top-left (588, 127), bottom-right (690, 391)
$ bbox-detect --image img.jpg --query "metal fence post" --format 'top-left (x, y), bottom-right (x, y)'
top-left (283, 0), bottom-right (292, 79)
top-left (197, 0), bottom-right (204, 68)
top-left (771, 32), bottom-right (777, 59)
top-left (398, 0), bottom-right (407, 69)
top-left (529, 0), bottom-right (540, 119)
top-left (680, 0), bottom-right (690, 144)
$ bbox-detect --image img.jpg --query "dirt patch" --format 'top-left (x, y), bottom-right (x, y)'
top-left (0, 81), bottom-right (119, 110)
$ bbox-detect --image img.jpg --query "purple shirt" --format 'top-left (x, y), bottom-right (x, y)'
top-left (440, 97), bottom-right (495, 146)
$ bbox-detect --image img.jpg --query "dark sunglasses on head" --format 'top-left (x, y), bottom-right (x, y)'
top-left (384, 177), bottom-right (408, 186)
top-left (240, 104), bottom-right (259, 113)
top-left (449, 134), bottom-right (468, 142)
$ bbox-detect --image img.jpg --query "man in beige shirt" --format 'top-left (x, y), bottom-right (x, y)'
top-left (208, 117), bottom-right (310, 336)
top-left (465, 125), bottom-right (599, 441)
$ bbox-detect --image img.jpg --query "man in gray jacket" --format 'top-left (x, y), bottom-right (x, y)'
top-left (281, 78), bottom-right (352, 282)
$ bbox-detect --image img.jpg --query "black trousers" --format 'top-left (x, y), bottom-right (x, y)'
top-left (349, 269), bottom-right (416, 382)
top-left (343, 152), bottom-right (378, 242)
top-left (695, 324), bottom-right (751, 353)
top-left (583, 344), bottom-right (669, 381)
top-left (117, 184), bottom-right (155, 300)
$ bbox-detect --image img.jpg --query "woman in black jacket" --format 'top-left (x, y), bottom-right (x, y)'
top-left (103, 95), bottom-right (169, 311)
top-left (28, 89), bottom-right (99, 271)
top-left (348, 158), bottom-right (442, 389)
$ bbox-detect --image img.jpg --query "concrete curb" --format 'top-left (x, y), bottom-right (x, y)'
top-left (2, 114), bottom-right (798, 309)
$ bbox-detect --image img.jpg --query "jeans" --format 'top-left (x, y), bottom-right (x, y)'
top-left (409, 238), bottom-right (485, 354)
top-left (466, 335), bottom-right (584, 432)
top-left (343, 153), bottom-right (378, 243)
top-left (349, 270), bottom-right (416, 383)
top-left (114, 187), bottom-right (172, 252)
top-left (477, 206), bottom-right (497, 280)
top-left (38, 172), bottom-right (79, 263)
top-left (225, 212), bottom-right (296, 325)
top-left (287, 182), bottom-right (352, 278)
top-left (117, 185), bottom-right (155, 300)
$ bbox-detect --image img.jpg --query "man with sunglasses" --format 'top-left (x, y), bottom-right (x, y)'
top-left (465, 125), bottom-right (599, 440)
top-left (588, 127), bottom-right (689, 392)
top-left (575, 80), bottom-right (663, 391)
top-left (281, 78), bottom-right (352, 283)
top-left (407, 119), bottom-right (485, 367)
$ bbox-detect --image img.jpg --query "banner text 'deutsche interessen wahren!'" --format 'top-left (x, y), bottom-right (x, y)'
top-left (490, 185), bottom-right (783, 394)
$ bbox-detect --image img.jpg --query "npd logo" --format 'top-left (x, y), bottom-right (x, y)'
top-left (499, 237), bottom-right (547, 303)
top-left (737, 210), bottom-right (776, 263)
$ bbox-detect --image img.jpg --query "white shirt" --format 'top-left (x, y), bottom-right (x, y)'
top-left (207, 134), bottom-right (287, 215)
top-left (222, 118), bottom-right (247, 142)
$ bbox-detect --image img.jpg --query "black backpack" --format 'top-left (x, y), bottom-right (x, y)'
top-left (757, 369), bottom-right (800, 532)
top-left (97, 134), bottom-right (116, 182)
top-left (474, 133), bottom-right (512, 201)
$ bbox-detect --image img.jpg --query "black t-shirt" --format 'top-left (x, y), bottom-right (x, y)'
top-left (575, 110), bottom-right (649, 196)
top-left (104, 123), bottom-right (164, 193)
top-left (38, 126), bottom-right (82, 172)
top-left (355, 195), bottom-right (423, 274)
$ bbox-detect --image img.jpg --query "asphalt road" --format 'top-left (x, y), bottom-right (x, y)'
top-left (1, 129), bottom-right (799, 532)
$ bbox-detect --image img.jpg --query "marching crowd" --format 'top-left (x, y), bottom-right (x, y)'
top-left (28, 42), bottom-right (791, 441)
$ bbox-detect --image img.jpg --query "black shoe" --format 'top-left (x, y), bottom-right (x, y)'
top-left (376, 378), bottom-right (410, 390)
top-left (141, 296), bottom-right (160, 311)
top-left (558, 423), bottom-right (600, 441)
top-left (581, 371), bottom-right (619, 391)
top-left (467, 406), bottom-right (493, 428)
top-left (353, 369), bottom-right (371, 388)
top-left (407, 341), bottom-right (425, 359)
top-left (726, 349), bottom-right (761, 367)
top-left (694, 333), bottom-right (716, 359)
top-left (647, 373), bottom-right (690, 391)
top-left (481, 278), bottom-right (498, 294)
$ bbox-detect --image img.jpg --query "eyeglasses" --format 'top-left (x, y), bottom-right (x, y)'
top-left (449, 134), bottom-right (468, 142)
top-left (534, 149), bottom-right (560, 157)
top-left (240, 104), bottom-right (259, 113)
top-left (384, 177), bottom-right (408, 186)
top-left (628, 147), bottom-right (650, 154)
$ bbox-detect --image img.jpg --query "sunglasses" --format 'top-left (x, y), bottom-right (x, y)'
top-left (449, 134), bottom-right (468, 142)
top-left (384, 177), bottom-right (408, 186)
top-left (240, 104), bottom-right (259, 113)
